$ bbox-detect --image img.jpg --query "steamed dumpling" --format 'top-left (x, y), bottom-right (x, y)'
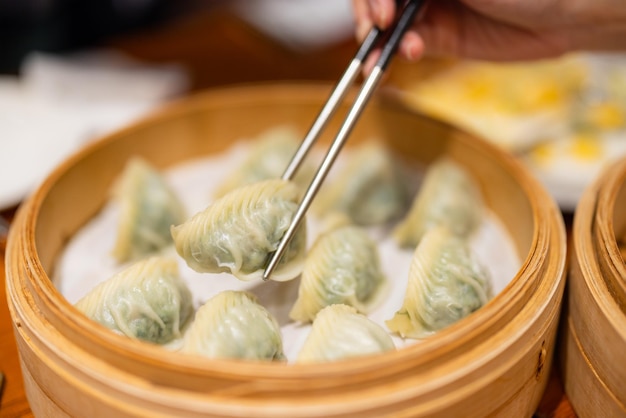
top-left (393, 158), bottom-right (483, 248)
top-left (214, 126), bottom-right (314, 197)
top-left (112, 157), bottom-right (187, 263)
top-left (172, 178), bottom-right (306, 282)
top-left (386, 226), bottom-right (492, 339)
top-left (182, 291), bottom-right (285, 361)
top-left (313, 141), bottom-right (410, 225)
top-left (297, 304), bottom-right (395, 363)
top-left (75, 257), bottom-right (193, 344)
top-left (289, 216), bottom-right (387, 322)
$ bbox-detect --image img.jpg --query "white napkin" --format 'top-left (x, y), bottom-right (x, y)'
top-left (0, 51), bottom-right (189, 209)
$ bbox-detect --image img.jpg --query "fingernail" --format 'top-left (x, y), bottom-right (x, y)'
top-left (405, 41), bottom-right (419, 60)
top-left (397, 31), bottom-right (423, 61)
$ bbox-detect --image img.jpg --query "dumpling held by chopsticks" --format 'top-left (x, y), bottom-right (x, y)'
top-left (172, 178), bottom-right (306, 282)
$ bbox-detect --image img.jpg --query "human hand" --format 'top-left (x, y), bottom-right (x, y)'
top-left (353, 0), bottom-right (626, 69)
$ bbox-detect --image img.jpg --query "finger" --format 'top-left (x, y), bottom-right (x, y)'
top-left (399, 30), bottom-right (426, 61)
top-left (413, 0), bottom-right (463, 57)
top-left (360, 32), bottom-right (423, 76)
top-left (368, 0), bottom-right (398, 29)
top-left (353, 0), bottom-right (374, 41)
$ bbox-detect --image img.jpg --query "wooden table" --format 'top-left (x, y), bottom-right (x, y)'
top-left (0, 6), bottom-right (577, 417)
top-left (1, 206), bottom-right (33, 418)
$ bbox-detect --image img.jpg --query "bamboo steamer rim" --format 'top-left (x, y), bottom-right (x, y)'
top-left (10, 83), bottom-right (564, 389)
top-left (592, 157), bottom-right (626, 309)
top-left (564, 156), bottom-right (626, 415)
top-left (572, 158), bottom-right (626, 326)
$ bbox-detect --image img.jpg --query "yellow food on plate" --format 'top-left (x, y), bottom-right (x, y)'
top-left (401, 56), bottom-right (586, 151)
top-left (397, 53), bottom-right (626, 209)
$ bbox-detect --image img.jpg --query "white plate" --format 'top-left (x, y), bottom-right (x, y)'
top-left (0, 79), bottom-right (152, 209)
top-left (401, 53), bottom-right (626, 211)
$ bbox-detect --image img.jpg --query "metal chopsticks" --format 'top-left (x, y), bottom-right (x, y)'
top-left (263, 0), bottom-right (425, 281)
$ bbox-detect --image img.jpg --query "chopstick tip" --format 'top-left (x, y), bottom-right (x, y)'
top-left (262, 252), bottom-right (278, 281)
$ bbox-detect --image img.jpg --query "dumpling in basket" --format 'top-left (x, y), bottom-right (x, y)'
top-left (112, 157), bottom-right (187, 263)
top-left (214, 125), bottom-right (315, 197)
top-left (172, 178), bottom-right (306, 282)
top-left (289, 214), bottom-right (387, 322)
top-left (182, 290), bottom-right (285, 361)
top-left (393, 158), bottom-right (483, 249)
top-left (75, 257), bottom-right (193, 345)
top-left (297, 304), bottom-right (395, 363)
top-left (312, 141), bottom-right (411, 225)
top-left (386, 226), bottom-right (493, 339)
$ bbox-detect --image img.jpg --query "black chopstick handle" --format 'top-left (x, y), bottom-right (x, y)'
top-left (377, 0), bottom-right (424, 71)
top-left (355, 26), bottom-right (383, 62)
top-left (355, 0), bottom-right (409, 62)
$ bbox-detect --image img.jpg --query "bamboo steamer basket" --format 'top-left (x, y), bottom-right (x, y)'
top-left (6, 83), bottom-right (566, 418)
top-left (561, 157), bottom-right (626, 417)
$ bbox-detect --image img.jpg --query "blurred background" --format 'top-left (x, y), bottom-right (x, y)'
top-left (0, 0), bottom-right (227, 76)
top-left (0, 0), bottom-right (363, 211)
top-left (1, 0), bottom-right (626, 212)
top-left (4, 2), bottom-right (625, 416)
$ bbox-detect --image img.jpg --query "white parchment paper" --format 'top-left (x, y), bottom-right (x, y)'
top-left (54, 141), bottom-right (521, 362)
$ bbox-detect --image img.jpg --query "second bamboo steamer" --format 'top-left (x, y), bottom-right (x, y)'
top-left (561, 157), bottom-right (626, 418)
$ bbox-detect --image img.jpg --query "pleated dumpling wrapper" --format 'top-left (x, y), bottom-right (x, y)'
top-left (213, 125), bottom-right (315, 198)
top-left (172, 178), bottom-right (306, 282)
top-left (182, 290), bottom-right (285, 361)
top-left (313, 141), bottom-right (411, 225)
top-left (112, 157), bottom-right (187, 263)
top-left (387, 226), bottom-right (493, 339)
top-left (289, 214), bottom-right (388, 322)
top-left (75, 257), bottom-right (194, 345)
top-left (393, 158), bottom-right (483, 249)
top-left (297, 304), bottom-right (395, 363)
